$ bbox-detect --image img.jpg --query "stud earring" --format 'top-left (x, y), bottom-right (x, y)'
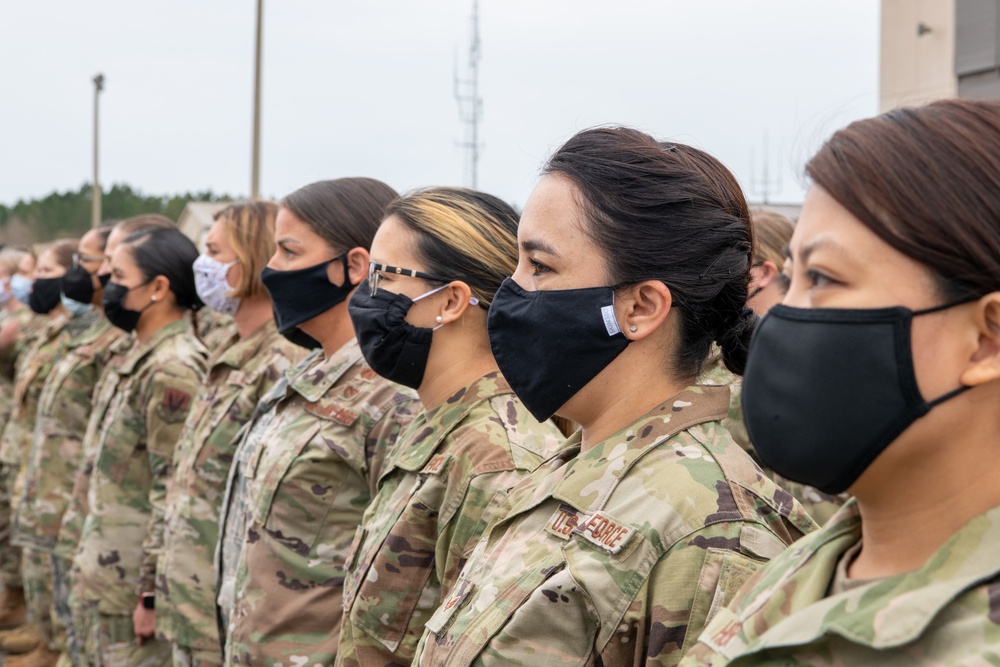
top-left (435, 316), bottom-right (443, 324)
top-left (151, 295), bottom-right (158, 302)
top-left (629, 325), bottom-right (637, 332)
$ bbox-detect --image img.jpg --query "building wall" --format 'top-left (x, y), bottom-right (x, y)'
top-left (880, 0), bottom-right (958, 111)
top-left (956, 0), bottom-right (1000, 98)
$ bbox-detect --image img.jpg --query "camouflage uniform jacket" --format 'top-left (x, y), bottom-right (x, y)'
top-left (196, 308), bottom-right (236, 354)
top-left (0, 313), bottom-right (70, 473)
top-left (156, 320), bottom-right (305, 651)
top-left (413, 385), bottom-right (818, 667)
top-left (13, 313), bottom-right (124, 551)
top-left (216, 339), bottom-right (418, 667)
top-left (680, 498), bottom-right (1000, 666)
top-left (71, 318), bottom-right (207, 615)
top-left (52, 333), bottom-right (134, 562)
top-left (338, 372), bottom-right (564, 667)
top-left (699, 351), bottom-right (847, 526)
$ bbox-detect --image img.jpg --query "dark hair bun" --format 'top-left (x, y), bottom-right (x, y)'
top-left (717, 308), bottom-right (758, 375)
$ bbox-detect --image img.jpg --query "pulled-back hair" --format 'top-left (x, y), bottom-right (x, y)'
top-left (121, 227), bottom-right (202, 311)
top-left (545, 127), bottom-right (755, 377)
top-left (214, 200), bottom-right (279, 300)
top-left (750, 209), bottom-right (795, 268)
top-left (806, 99), bottom-right (1000, 300)
top-left (43, 239), bottom-right (79, 271)
top-left (384, 187), bottom-right (519, 307)
top-left (282, 178), bottom-right (398, 254)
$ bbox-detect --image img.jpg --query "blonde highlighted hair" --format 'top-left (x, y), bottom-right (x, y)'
top-left (385, 187), bottom-right (519, 307)
top-left (0, 245), bottom-right (35, 277)
top-left (214, 200), bottom-right (279, 299)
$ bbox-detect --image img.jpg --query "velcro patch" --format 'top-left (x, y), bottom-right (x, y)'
top-left (422, 453), bottom-right (451, 476)
top-left (425, 578), bottom-right (475, 634)
top-left (574, 511), bottom-right (635, 554)
top-left (545, 504), bottom-right (583, 540)
top-left (157, 387), bottom-right (192, 423)
top-left (545, 505), bottom-right (636, 554)
top-left (227, 370), bottom-right (249, 387)
top-left (304, 400), bottom-right (358, 426)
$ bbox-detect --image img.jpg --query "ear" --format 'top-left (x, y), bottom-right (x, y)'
top-left (437, 281), bottom-right (476, 325)
top-left (327, 248), bottom-right (370, 287)
top-left (750, 260), bottom-right (779, 292)
top-left (617, 280), bottom-right (672, 340)
top-left (960, 294), bottom-right (1000, 387)
top-left (149, 275), bottom-right (172, 304)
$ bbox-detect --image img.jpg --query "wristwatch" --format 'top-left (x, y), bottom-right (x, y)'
top-left (141, 593), bottom-right (155, 610)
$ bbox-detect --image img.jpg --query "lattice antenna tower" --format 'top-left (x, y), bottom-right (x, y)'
top-left (749, 130), bottom-right (783, 205)
top-left (454, 0), bottom-right (483, 188)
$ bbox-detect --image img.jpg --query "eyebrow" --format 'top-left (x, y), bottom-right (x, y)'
top-left (795, 236), bottom-right (851, 265)
top-left (276, 237), bottom-right (302, 247)
top-left (521, 239), bottom-right (558, 255)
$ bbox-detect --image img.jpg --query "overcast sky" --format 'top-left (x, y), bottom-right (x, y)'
top-left (0, 1), bottom-right (879, 209)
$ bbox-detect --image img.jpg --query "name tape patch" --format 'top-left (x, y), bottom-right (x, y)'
top-left (545, 504), bottom-right (635, 554)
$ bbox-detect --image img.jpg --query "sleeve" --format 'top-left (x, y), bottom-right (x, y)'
top-left (137, 368), bottom-right (200, 595)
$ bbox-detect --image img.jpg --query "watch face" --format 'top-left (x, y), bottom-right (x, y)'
top-left (142, 595), bottom-right (155, 610)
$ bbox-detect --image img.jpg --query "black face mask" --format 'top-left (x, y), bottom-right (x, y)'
top-left (271, 304), bottom-right (322, 350)
top-left (261, 254), bottom-right (354, 335)
top-left (348, 281), bottom-right (450, 389)
top-left (98, 273), bottom-right (111, 289)
top-left (102, 281), bottom-right (153, 332)
top-left (29, 277), bottom-right (63, 314)
top-left (62, 264), bottom-right (96, 305)
top-left (743, 301), bottom-right (973, 495)
top-left (487, 278), bottom-right (631, 422)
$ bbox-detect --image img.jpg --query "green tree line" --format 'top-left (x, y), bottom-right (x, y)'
top-left (0, 183), bottom-right (235, 244)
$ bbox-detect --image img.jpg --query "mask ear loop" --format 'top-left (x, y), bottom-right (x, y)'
top-left (412, 285), bottom-right (480, 330)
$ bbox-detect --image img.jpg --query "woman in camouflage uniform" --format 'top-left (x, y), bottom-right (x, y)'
top-left (0, 240), bottom-right (78, 656)
top-left (8, 226), bottom-right (121, 667)
top-left (682, 100), bottom-right (1000, 667)
top-left (412, 128), bottom-right (817, 667)
top-left (156, 201), bottom-right (306, 667)
top-left (71, 227), bottom-right (207, 667)
top-left (216, 179), bottom-right (419, 667)
top-left (337, 188), bottom-right (564, 666)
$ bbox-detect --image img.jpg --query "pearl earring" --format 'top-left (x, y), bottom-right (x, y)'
top-left (629, 325), bottom-right (637, 332)
top-left (435, 316), bottom-right (443, 324)
top-left (151, 295), bottom-right (158, 302)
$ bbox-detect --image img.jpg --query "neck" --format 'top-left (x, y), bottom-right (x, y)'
top-left (849, 399), bottom-right (1000, 579)
top-left (574, 347), bottom-right (688, 454)
top-left (5, 300), bottom-right (23, 313)
top-left (233, 296), bottom-right (273, 340)
top-left (301, 301), bottom-right (355, 359)
top-left (135, 306), bottom-right (184, 344)
top-left (51, 303), bottom-right (69, 320)
top-left (418, 339), bottom-right (498, 411)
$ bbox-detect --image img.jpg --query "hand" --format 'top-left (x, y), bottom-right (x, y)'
top-left (133, 601), bottom-right (156, 645)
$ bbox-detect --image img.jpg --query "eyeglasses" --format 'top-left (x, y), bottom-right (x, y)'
top-left (368, 261), bottom-right (451, 297)
top-left (73, 252), bottom-right (104, 266)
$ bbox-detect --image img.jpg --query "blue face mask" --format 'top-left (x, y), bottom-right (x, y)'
top-left (10, 275), bottom-right (32, 304)
top-left (60, 294), bottom-right (94, 318)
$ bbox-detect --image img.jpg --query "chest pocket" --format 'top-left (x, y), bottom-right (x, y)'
top-left (192, 369), bottom-right (261, 478)
top-left (422, 549), bottom-right (582, 663)
top-left (94, 379), bottom-right (147, 486)
top-left (246, 420), bottom-right (323, 543)
top-left (349, 472), bottom-right (443, 653)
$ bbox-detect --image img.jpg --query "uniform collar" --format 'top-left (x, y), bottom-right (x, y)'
top-left (287, 337), bottom-right (363, 403)
top-left (66, 314), bottom-right (113, 349)
top-left (117, 318), bottom-right (192, 375)
top-left (551, 385), bottom-right (730, 514)
top-left (212, 319), bottom-right (277, 371)
top-left (391, 371), bottom-right (512, 474)
top-left (738, 500), bottom-right (1000, 653)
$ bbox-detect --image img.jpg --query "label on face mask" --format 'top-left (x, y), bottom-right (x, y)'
top-left (600, 305), bottom-right (621, 336)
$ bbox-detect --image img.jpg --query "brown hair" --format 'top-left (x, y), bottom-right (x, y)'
top-left (750, 209), bottom-right (795, 267)
top-left (807, 99), bottom-right (1000, 300)
top-left (545, 127), bottom-right (756, 377)
top-left (282, 178), bottom-right (398, 254)
top-left (41, 239), bottom-right (79, 271)
top-left (114, 214), bottom-right (175, 237)
top-left (214, 200), bottom-right (279, 299)
top-left (384, 188), bottom-right (519, 307)
top-left (0, 246), bottom-right (34, 277)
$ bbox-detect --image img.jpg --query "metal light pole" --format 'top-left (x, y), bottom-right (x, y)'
top-left (251, 0), bottom-right (263, 198)
top-left (92, 74), bottom-right (104, 228)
